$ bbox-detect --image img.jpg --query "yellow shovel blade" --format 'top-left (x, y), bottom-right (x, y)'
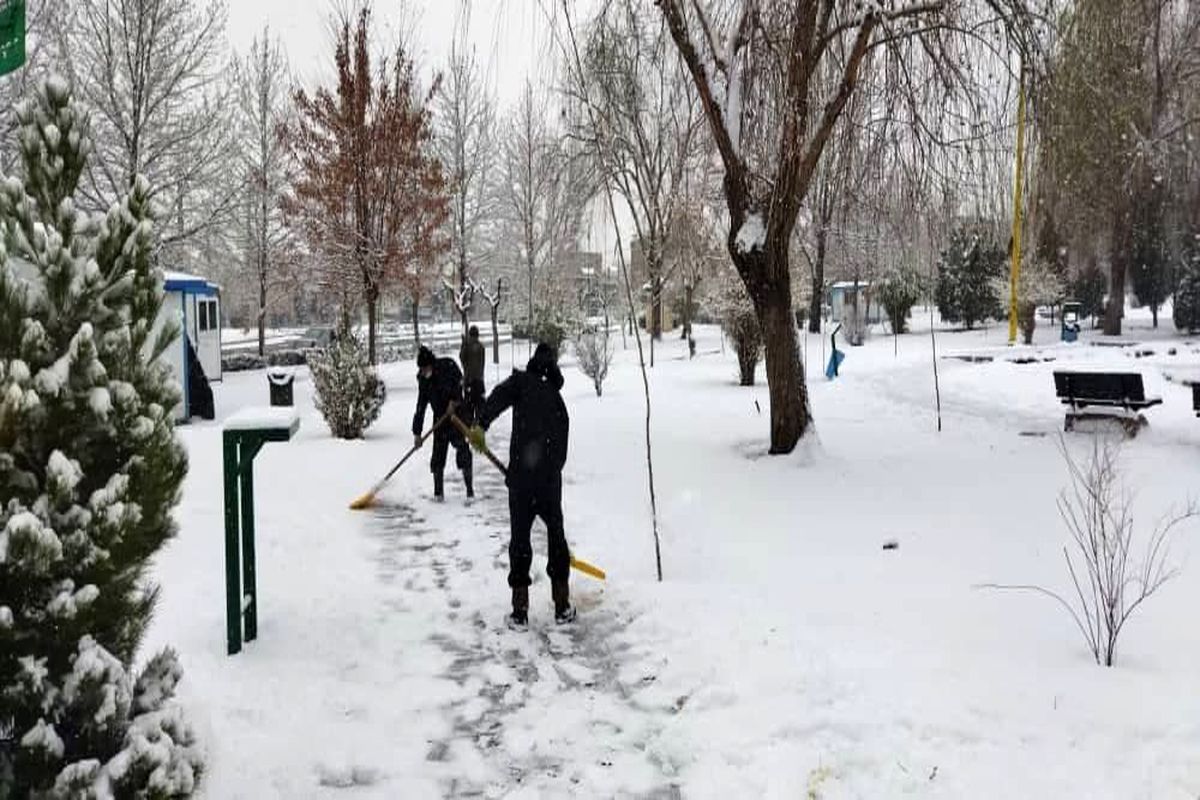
top-left (348, 491), bottom-right (376, 510)
top-left (570, 556), bottom-right (606, 581)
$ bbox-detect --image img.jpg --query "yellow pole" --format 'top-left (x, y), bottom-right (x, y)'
top-left (1008, 63), bottom-right (1027, 345)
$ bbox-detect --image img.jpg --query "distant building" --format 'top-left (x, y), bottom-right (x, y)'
top-left (829, 281), bottom-right (883, 325)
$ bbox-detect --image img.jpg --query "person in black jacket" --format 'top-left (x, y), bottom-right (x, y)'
top-left (413, 346), bottom-right (473, 501)
top-left (470, 342), bottom-right (573, 626)
top-left (459, 325), bottom-right (487, 424)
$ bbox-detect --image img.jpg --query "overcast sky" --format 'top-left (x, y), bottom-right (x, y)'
top-left (227, 1), bottom-right (562, 109)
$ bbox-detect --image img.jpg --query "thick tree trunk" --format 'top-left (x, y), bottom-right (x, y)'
top-left (1152, 306), bottom-right (1158, 328)
top-left (736, 248), bottom-right (811, 454)
top-left (491, 306), bottom-right (500, 364)
top-left (808, 226), bottom-right (827, 334)
top-left (1105, 207), bottom-right (1130, 336)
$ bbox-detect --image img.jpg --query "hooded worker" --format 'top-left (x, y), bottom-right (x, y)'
top-left (413, 345), bottom-right (473, 501)
top-left (459, 325), bottom-right (487, 424)
top-left (469, 342), bottom-right (573, 626)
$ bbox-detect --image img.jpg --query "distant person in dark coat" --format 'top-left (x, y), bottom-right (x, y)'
top-left (413, 345), bottom-right (473, 501)
top-left (459, 325), bottom-right (487, 424)
top-left (469, 342), bottom-right (573, 626)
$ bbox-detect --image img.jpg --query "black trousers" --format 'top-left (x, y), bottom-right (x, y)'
top-left (507, 476), bottom-right (571, 588)
top-left (430, 424), bottom-right (472, 475)
top-left (462, 378), bottom-right (485, 424)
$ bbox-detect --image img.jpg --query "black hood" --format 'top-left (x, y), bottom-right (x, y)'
top-left (527, 346), bottom-right (564, 391)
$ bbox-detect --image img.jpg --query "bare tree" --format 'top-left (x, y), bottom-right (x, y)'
top-left (981, 438), bottom-right (1196, 666)
top-left (63, 0), bottom-right (239, 265)
top-left (478, 277), bottom-right (504, 364)
top-left (499, 80), bottom-right (591, 339)
top-left (234, 27), bottom-right (294, 357)
top-left (580, 0), bottom-right (701, 364)
top-left (654, 0), bottom-right (1038, 453)
top-left (434, 8), bottom-right (497, 332)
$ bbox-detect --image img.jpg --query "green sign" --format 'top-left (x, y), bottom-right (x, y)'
top-left (0, 0), bottom-right (25, 78)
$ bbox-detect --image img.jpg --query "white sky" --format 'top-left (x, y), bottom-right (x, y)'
top-left (227, 1), bottom-right (562, 109)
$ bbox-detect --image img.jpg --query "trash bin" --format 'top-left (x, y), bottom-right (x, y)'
top-left (1061, 301), bottom-right (1082, 343)
top-left (267, 368), bottom-right (294, 407)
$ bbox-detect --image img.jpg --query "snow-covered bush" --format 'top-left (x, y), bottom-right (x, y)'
top-left (715, 270), bottom-right (762, 386)
top-left (876, 267), bottom-right (924, 334)
top-left (936, 226), bottom-right (1005, 329)
top-left (985, 439), bottom-right (1196, 666)
top-left (990, 259), bottom-right (1064, 344)
top-left (513, 305), bottom-right (575, 355)
top-left (574, 326), bottom-right (613, 397)
top-left (1173, 231), bottom-right (1200, 333)
top-left (0, 78), bottom-right (201, 795)
top-left (307, 334), bottom-right (385, 439)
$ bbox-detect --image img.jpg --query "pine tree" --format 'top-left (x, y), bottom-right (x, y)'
top-left (0, 79), bottom-right (200, 795)
top-left (877, 266), bottom-right (924, 334)
top-left (1129, 191), bottom-right (1171, 328)
top-left (936, 226), bottom-right (1005, 330)
top-left (1174, 231), bottom-right (1200, 333)
top-left (307, 334), bottom-right (386, 439)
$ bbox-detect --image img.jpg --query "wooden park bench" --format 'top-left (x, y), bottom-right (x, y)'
top-left (1053, 371), bottom-right (1162, 436)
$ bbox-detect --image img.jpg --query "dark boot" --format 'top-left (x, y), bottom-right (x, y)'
top-left (433, 472), bottom-right (444, 502)
top-left (551, 580), bottom-right (575, 624)
top-left (463, 466), bottom-right (474, 499)
top-left (509, 586), bottom-right (529, 628)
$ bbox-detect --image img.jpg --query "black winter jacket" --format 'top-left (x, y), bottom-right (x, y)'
top-left (413, 357), bottom-right (464, 436)
top-left (478, 350), bottom-right (568, 487)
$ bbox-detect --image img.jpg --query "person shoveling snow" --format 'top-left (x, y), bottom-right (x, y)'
top-left (413, 346), bottom-right (474, 501)
top-left (468, 343), bottom-right (576, 627)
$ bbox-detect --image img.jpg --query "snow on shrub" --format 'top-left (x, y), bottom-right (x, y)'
top-left (714, 270), bottom-right (762, 386)
top-left (307, 334), bottom-right (386, 439)
top-left (574, 326), bottom-right (613, 397)
top-left (0, 77), bottom-right (200, 795)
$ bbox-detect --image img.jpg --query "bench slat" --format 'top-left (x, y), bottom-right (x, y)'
top-left (1053, 371), bottom-right (1161, 410)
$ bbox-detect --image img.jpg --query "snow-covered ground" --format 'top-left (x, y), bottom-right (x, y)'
top-left (144, 310), bottom-right (1200, 798)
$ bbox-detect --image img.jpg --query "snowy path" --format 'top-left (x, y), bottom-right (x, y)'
top-left (368, 465), bottom-right (683, 798)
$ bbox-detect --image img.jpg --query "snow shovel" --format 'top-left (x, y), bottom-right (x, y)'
top-left (348, 408), bottom-right (455, 510)
top-left (449, 414), bottom-right (607, 582)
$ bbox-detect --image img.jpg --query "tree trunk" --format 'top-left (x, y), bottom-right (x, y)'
top-left (1152, 305), bottom-right (1158, 328)
top-left (738, 249), bottom-right (811, 454)
top-left (412, 297), bottom-right (420, 346)
top-left (257, 263), bottom-right (267, 357)
top-left (1105, 205), bottom-right (1130, 336)
top-left (366, 287), bottom-right (378, 365)
top-left (808, 226), bottom-right (827, 333)
top-left (491, 306), bottom-right (500, 364)
top-left (682, 283), bottom-right (694, 341)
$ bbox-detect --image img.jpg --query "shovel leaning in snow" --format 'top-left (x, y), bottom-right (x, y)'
top-left (449, 414), bottom-right (607, 582)
top-left (348, 408), bottom-right (455, 510)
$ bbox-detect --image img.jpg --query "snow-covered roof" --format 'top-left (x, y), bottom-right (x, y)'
top-left (163, 270), bottom-right (219, 293)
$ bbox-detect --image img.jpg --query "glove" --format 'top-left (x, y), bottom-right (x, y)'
top-left (414, 434), bottom-right (423, 449)
top-left (466, 425), bottom-right (487, 453)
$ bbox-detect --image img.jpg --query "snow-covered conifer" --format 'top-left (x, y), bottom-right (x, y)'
top-left (307, 334), bottom-right (386, 439)
top-left (0, 77), bottom-right (199, 796)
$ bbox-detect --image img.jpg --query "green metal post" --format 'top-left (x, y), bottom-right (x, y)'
top-left (222, 431), bottom-right (242, 655)
top-left (240, 438), bottom-right (262, 642)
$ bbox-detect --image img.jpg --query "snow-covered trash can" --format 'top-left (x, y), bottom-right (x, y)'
top-left (267, 367), bottom-right (295, 406)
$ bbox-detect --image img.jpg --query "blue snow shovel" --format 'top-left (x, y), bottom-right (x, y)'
top-left (825, 323), bottom-right (844, 379)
